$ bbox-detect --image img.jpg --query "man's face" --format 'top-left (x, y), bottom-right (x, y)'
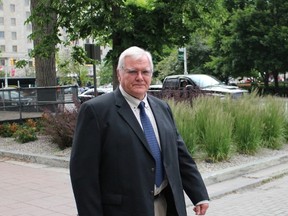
top-left (118, 55), bottom-right (152, 100)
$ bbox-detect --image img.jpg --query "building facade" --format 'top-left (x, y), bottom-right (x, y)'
top-left (0, 0), bottom-right (34, 78)
top-left (0, 0), bottom-right (110, 87)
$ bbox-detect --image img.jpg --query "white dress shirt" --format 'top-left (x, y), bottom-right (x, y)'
top-left (119, 86), bottom-right (168, 195)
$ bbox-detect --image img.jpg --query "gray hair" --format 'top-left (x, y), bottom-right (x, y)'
top-left (117, 46), bottom-right (154, 73)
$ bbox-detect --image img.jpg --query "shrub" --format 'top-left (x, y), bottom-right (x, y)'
top-left (0, 122), bottom-right (19, 137)
top-left (41, 107), bottom-right (78, 150)
top-left (14, 126), bottom-right (37, 143)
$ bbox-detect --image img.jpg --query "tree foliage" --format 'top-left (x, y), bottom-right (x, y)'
top-left (28, 0), bottom-right (206, 87)
top-left (208, 0), bottom-right (288, 86)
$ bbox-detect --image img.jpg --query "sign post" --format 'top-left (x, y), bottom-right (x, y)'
top-left (85, 44), bottom-right (101, 96)
top-left (178, 47), bottom-right (188, 75)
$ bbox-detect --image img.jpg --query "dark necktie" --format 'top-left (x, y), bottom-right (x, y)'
top-left (138, 101), bottom-right (164, 187)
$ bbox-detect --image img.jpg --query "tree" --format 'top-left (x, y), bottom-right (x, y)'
top-left (28, 0), bottom-right (59, 87)
top-left (28, 0), bottom-right (209, 88)
top-left (56, 50), bottom-right (91, 87)
top-left (98, 61), bottom-right (113, 86)
top-left (208, 0), bottom-right (288, 87)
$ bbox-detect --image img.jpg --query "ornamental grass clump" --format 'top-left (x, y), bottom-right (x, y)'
top-left (231, 97), bottom-right (263, 155)
top-left (261, 96), bottom-right (286, 150)
top-left (284, 114), bottom-right (288, 142)
top-left (168, 99), bottom-right (198, 155)
top-left (193, 96), bottom-right (234, 162)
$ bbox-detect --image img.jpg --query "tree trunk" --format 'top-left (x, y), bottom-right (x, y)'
top-left (112, 32), bottom-right (122, 90)
top-left (35, 56), bottom-right (56, 87)
top-left (30, 0), bottom-right (57, 87)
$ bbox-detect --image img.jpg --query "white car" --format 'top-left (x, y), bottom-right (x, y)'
top-left (78, 87), bottom-right (112, 103)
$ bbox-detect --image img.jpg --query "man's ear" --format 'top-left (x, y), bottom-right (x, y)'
top-left (117, 70), bottom-right (121, 82)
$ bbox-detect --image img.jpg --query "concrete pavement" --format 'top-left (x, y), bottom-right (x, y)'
top-left (0, 158), bottom-right (75, 216)
top-left (0, 150), bottom-right (288, 215)
top-left (193, 172), bottom-right (288, 215)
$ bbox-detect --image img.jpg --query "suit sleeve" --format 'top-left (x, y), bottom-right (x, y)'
top-left (70, 102), bottom-right (104, 216)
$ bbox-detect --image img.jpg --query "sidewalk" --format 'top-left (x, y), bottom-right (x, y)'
top-left (0, 149), bottom-right (288, 216)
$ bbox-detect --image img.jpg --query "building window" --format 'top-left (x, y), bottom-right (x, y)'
top-left (0, 45), bottom-right (5, 52)
top-left (11, 32), bottom-right (17, 40)
top-left (10, 4), bottom-right (16, 12)
top-left (0, 58), bottom-right (5, 66)
top-left (11, 18), bottom-right (16, 26)
top-left (0, 17), bottom-right (4, 25)
top-left (28, 60), bottom-right (33, 67)
top-left (12, 45), bottom-right (17, 52)
top-left (0, 31), bottom-right (4, 39)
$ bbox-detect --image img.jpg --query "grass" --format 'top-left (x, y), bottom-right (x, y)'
top-left (168, 92), bottom-right (288, 162)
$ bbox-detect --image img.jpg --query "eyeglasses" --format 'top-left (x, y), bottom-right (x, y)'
top-left (123, 68), bottom-right (152, 77)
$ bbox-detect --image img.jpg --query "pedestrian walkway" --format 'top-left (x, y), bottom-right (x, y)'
top-left (1, 152), bottom-right (288, 216)
top-left (0, 158), bottom-right (76, 216)
top-left (196, 174), bottom-right (288, 216)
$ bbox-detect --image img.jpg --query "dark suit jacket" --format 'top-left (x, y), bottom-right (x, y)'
top-left (70, 88), bottom-right (209, 216)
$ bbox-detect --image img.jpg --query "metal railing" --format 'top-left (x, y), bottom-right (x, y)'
top-left (0, 85), bottom-right (79, 122)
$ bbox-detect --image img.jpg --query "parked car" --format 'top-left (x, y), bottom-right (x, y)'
top-left (149, 74), bottom-right (248, 99)
top-left (78, 87), bottom-right (112, 104)
top-left (0, 88), bottom-right (33, 109)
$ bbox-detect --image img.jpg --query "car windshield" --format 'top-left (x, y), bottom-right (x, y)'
top-left (190, 75), bottom-right (221, 88)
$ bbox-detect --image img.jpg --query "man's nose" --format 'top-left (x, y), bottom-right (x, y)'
top-left (135, 71), bottom-right (145, 78)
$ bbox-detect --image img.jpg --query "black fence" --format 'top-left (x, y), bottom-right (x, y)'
top-left (0, 85), bottom-right (79, 122)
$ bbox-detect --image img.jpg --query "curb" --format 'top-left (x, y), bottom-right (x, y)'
top-left (1, 149), bottom-right (288, 187)
top-left (202, 153), bottom-right (288, 186)
top-left (0, 150), bottom-right (69, 168)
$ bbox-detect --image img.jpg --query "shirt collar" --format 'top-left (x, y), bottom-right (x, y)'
top-left (119, 85), bottom-right (148, 108)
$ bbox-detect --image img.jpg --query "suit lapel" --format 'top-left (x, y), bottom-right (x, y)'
top-left (114, 89), bottom-right (153, 155)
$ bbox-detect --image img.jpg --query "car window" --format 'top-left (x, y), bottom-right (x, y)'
top-left (190, 75), bottom-right (221, 88)
top-left (10, 91), bottom-right (19, 99)
top-left (163, 78), bottom-right (179, 89)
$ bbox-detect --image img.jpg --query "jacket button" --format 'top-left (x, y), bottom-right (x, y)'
top-left (151, 167), bottom-right (155, 172)
top-left (150, 190), bottom-right (154, 195)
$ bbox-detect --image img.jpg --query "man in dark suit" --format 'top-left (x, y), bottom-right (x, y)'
top-left (70, 46), bottom-right (209, 216)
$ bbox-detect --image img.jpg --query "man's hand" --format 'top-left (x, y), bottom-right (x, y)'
top-left (193, 203), bottom-right (209, 215)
